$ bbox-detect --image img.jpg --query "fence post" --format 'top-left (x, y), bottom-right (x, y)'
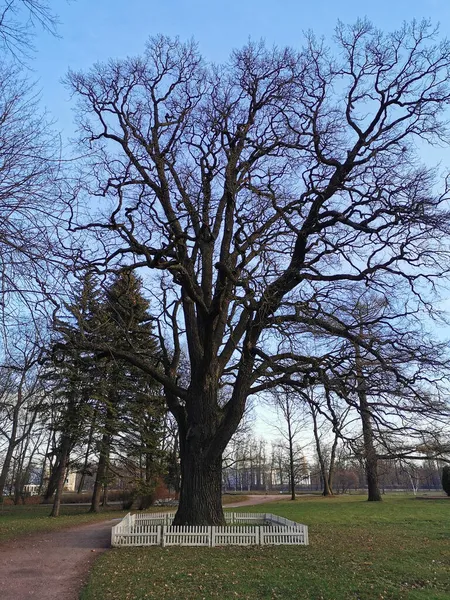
top-left (162, 525), bottom-right (166, 547)
top-left (157, 525), bottom-right (161, 546)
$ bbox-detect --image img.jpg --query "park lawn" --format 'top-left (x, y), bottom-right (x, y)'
top-left (81, 495), bottom-right (450, 600)
top-left (0, 503), bottom-right (127, 543)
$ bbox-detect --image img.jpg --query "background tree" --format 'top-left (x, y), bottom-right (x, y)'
top-left (267, 387), bottom-right (307, 500)
top-left (0, 339), bottom-right (46, 502)
top-left (442, 465), bottom-right (450, 496)
top-left (307, 389), bottom-right (350, 496)
top-left (44, 274), bottom-right (104, 515)
top-left (0, 61), bottom-right (66, 351)
top-left (0, 0), bottom-right (57, 59)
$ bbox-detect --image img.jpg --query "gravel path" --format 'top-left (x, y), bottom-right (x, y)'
top-left (0, 495), bottom-right (283, 600)
top-left (0, 519), bottom-right (118, 600)
top-left (225, 494), bottom-right (283, 507)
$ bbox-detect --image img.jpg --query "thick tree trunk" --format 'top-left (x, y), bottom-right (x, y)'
top-left (287, 420), bottom-right (296, 501)
top-left (166, 343), bottom-right (256, 525)
top-left (77, 415), bottom-right (96, 494)
top-left (174, 448), bottom-right (224, 525)
top-left (361, 407), bottom-right (382, 501)
top-left (365, 451), bottom-right (382, 501)
top-left (44, 461), bottom-right (59, 501)
top-left (49, 440), bottom-right (70, 517)
top-left (0, 405), bottom-right (20, 501)
top-left (0, 443), bottom-right (15, 501)
top-left (311, 406), bottom-right (333, 496)
top-left (322, 473), bottom-right (333, 496)
top-left (355, 341), bottom-right (382, 502)
top-left (327, 428), bottom-right (339, 495)
top-left (101, 481), bottom-right (109, 507)
top-left (327, 462), bottom-right (336, 496)
top-left (90, 432), bottom-right (109, 513)
top-left (38, 433), bottom-right (52, 496)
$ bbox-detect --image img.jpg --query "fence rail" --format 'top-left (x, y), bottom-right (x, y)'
top-left (111, 511), bottom-right (309, 547)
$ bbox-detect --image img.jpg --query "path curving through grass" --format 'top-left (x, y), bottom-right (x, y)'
top-left (0, 519), bottom-right (117, 600)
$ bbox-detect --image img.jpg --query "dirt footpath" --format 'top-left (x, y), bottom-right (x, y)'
top-left (226, 494), bottom-right (282, 507)
top-left (0, 496), bottom-right (283, 600)
top-left (0, 519), bottom-right (117, 600)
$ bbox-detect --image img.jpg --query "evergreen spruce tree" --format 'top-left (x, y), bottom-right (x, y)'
top-left (46, 272), bottom-right (103, 516)
top-left (50, 270), bottom-right (165, 513)
top-left (89, 270), bottom-right (165, 512)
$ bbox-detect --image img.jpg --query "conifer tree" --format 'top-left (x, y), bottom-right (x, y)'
top-left (46, 273), bottom-right (103, 516)
top-left (88, 271), bottom-right (164, 512)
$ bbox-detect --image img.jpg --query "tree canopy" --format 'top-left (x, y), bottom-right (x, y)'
top-left (64, 20), bottom-right (450, 524)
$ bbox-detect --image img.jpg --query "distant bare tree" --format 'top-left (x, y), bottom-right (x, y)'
top-left (0, 337), bottom-right (47, 501)
top-left (307, 389), bottom-right (350, 496)
top-left (0, 61), bottom-right (65, 337)
top-left (0, 0), bottom-right (58, 60)
top-left (267, 387), bottom-right (308, 500)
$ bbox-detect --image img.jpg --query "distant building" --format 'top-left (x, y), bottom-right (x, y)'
top-left (64, 471), bottom-right (77, 492)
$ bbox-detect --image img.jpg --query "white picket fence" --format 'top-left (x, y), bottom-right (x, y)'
top-left (111, 511), bottom-right (308, 547)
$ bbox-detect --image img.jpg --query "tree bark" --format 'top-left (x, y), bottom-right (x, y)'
top-left (101, 480), bottom-right (109, 507)
top-left (287, 414), bottom-right (296, 501)
top-left (0, 443), bottom-right (15, 501)
top-left (0, 402), bottom-right (22, 501)
top-left (77, 414), bottom-right (96, 494)
top-left (168, 378), bottom-right (232, 525)
top-left (89, 430), bottom-right (110, 513)
top-left (355, 342), bottom-right (382, 502)
top-left (174, 448), bottom-right (224, 525)
top-left (38, 433), bottom-right (52, 496)
top-left (311, 406), bottom-right (333, 496)
top-left (49, 439), bottom-right (70, 517)
top-left (44, 461), bottom-right (59, 501)
top-left (326, 420), bottom-right (341, 495)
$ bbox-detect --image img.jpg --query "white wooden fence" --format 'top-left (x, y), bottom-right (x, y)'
top-left (111, 512), bottom-right (308, 547)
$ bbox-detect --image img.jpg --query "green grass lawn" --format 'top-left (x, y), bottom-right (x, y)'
top-left (81, 495), bottom-right (450, 600)
top-left (0, 503), bottom-right (127, 543)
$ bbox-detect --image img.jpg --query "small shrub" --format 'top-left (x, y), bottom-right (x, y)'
top-left (153, 479), bottom-right (172, 502)
top-left (442, 466), bottom-right (450, 496)
top-left (59, 492), bottom-right (93, 504)
top-left (107, 489), bottom-right (132, 503)
top-left (23, 495), bottom-right (43, 505)
top-left (122, 497), bottom-right (133, 510)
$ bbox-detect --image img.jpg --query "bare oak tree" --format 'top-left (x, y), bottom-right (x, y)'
top-left (67, 21), bottom-right (450, 524)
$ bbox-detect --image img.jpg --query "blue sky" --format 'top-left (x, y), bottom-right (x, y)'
top-left (31, 0), bottom-right (450, 138)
